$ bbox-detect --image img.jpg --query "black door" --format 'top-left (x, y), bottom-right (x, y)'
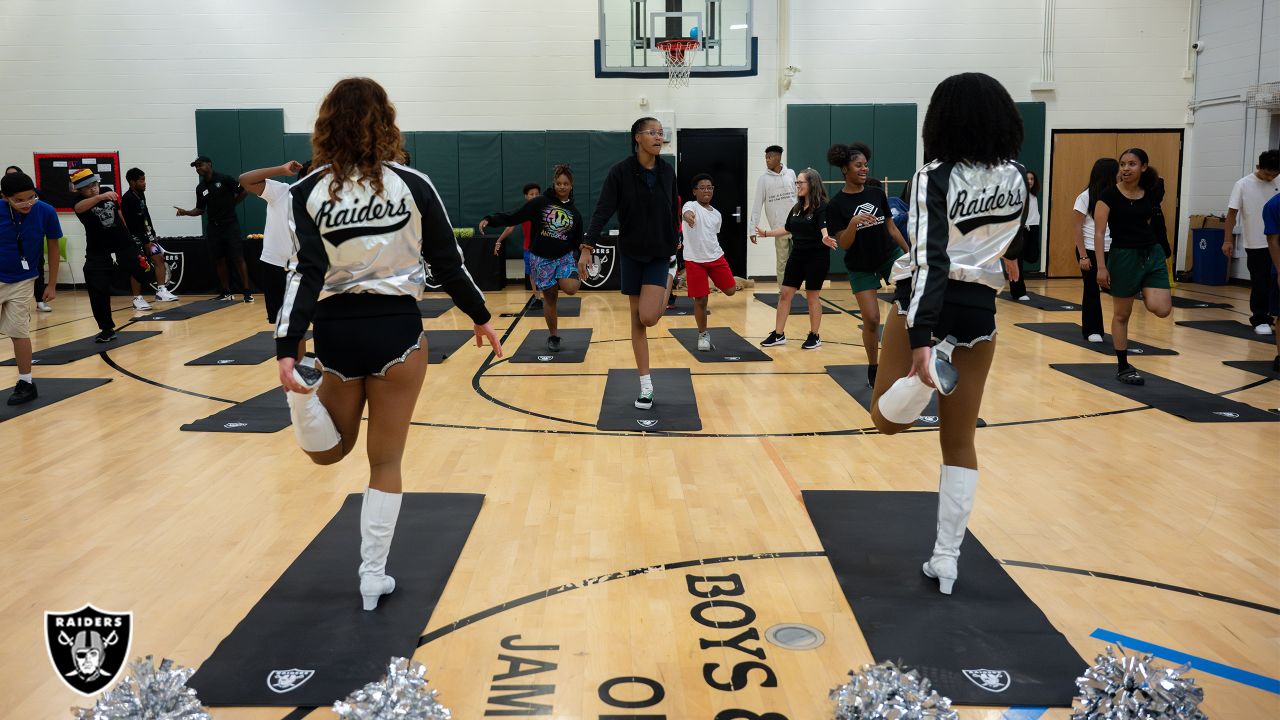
top-left (676, 128), bottom-right (749, 277)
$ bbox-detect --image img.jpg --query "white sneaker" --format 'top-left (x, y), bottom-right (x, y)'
top-left (1086, 333), bottom-right (1104, 343)
top-left (36, 301), bottom-right (52, 313)
top-left (154, 286), bottom-right (179, 302)
top-left (878, 374), bottom-right (934, 425)
top-left (1017, 295), bottom-right (1031, 301)
top-left (1255, 324), bottom-right (1274, 336)
top-left (697, 331), bottom-right (713, 352)
top-left (132, 295), bottom-right (152, 311)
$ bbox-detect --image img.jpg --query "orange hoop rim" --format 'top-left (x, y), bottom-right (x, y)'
top-left (656, 38), bottom-right (701, 60)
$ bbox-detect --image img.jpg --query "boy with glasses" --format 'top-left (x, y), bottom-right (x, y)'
top-left (0, 172), bottom-right (63, 404)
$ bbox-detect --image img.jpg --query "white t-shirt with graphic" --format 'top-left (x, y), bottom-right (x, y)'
top-left (1072, 190), bottom-right (1111, 252)
top-left (1228, 173), bottom-right (1280, 250)
top-left (260, 179), bottom-right (295, 267)
top-left (681, 201), bottom-right (724, 263)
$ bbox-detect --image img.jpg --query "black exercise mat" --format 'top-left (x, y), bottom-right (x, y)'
top-left (877, 292), bottom-right (896, 305)
top-left (181, 388), bottom-right (290, 433)
top-left (189, 492), bottom-right (483, 706)
top-left (0, 378), bottom-right (111, 423)
top-left (135, 298), bottom-right (237, 321)
top-left (596, 367), bottom-right (701, 431)
top-left (0, 331), bottom-right (160, 366)
top-left (663, 296), bottom-right (707, 316)
top-left (186, 331), bottom-right (309, 366)
top-left (1223, 360), bottom-right (1280, 381)
top-left (753, 292), bottom-right (836, 314)
top-left (425, 329), bottom-right (474, 364)
top-left (1052, 363), bottom-right (1278, 422)
top-left (1015, 323), bottom-right (1177, 357)
top-left (803, 490), bottom-right (1084, 707)
top-left (825, 364), bottom-right (984, 428)
top-left (669, 327), bottom-right (771, 363)
top-left (1176, 320), bottom-right (1274, 344)
top-left (417, 297), bottom-right (454, 318)
top-left (509, 328), bottom-right (593, 364)
top-left (526, 296), bottom-right (579, 317)
top-left (1171, 295), bottom-right (1233, 309)
top-left (998, 292), bottom-right (1080, 311)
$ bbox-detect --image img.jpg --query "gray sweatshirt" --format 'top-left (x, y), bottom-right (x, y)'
top-left (749, 166), bottom-right (798, 235)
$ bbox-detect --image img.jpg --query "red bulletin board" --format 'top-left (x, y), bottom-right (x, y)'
top-left (32, 152), bottom-right (123, 213)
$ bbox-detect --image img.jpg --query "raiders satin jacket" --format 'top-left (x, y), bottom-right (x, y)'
top-left (275, 162), bottom-right (489, 358)
top-left (894, 159), bottom-right (1028, 348)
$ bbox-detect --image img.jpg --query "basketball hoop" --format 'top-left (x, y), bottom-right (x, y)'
top-left (656, 39), bottom-right (700, 88)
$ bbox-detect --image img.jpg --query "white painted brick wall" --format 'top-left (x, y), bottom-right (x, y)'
top-left (1, 0), bottom-right (1198, 278)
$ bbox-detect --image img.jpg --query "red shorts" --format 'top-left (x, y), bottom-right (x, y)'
top-left (685, 256), bottom-right (735, 298)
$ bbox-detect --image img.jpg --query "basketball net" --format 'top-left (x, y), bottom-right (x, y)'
top-left (657, 39), bottom-right (700, 88)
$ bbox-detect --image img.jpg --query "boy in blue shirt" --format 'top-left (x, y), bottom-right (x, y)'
top-left (0, 172), bottom-right (63, 405)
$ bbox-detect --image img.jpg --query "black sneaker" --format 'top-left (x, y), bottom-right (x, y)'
top-left (1117, 366), bottom-right (1145, 385)
top-left (547, 335), bottom-right (562, 352)
top-left (94, 329), bottom-right (117, 343)
top-left (7, 380), bottom-right (36, 406)
top-left (760, 331), bottom-right (786, 347)
top-left (215, 291), bottom-right (235, 301)
top-left (801, 332), bottom-right (821, 350)
top-left (243, 293), bottom-right (255, 303)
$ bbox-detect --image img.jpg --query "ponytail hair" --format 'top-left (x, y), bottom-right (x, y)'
top-left (826, 142), bottom-right (870, 173)
top-left (631, 117), bottom-right (659, 152)
top-left (1086, 157), bottom-right (1119, 214)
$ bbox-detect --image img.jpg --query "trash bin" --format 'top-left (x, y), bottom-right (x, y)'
top-left (1191, 228), bottom-right (1227, 285)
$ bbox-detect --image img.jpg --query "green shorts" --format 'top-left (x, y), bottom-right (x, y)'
top-left (1108, 245), bottom-right (1169, 298)
top-left (848, 247), bottom-right (904, 294)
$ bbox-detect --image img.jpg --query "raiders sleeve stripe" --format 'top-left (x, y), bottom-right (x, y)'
top-left (906, 161), bottom-right (955, 346)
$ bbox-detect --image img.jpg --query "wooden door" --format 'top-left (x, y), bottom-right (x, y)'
top-left (1047, 131), bottom-right (1183, 277)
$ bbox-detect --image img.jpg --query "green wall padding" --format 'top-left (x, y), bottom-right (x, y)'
top-left (399, 132), bottom-right (417, 167)
top-left (1016, 101), bottom-right (1047, 270)
top-left (283, 133), bottom-right (312, 171)
top-left (414, 131), bottom-right (461, 224)
top-left (457, 132), bottom-right (503, 230)
top-left (829, 105), bottom-right (875, 178)
top-left (588, 131), bottom-right (631, 234)
top-left (871, 104), bottom-right (918, 191)
top-left (194, 109), bottom-right (243, 234)
top-left (237, 110), bottom-right (284, 234)
top-left (499, 132), bottom-right (548, 251)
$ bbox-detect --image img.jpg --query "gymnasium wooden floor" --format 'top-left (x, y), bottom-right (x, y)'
top-left (3, 278), bottom-right (1277, 718)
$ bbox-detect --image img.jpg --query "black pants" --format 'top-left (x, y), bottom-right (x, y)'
top-left (1080, 249), bottom-right (1104, 338)
top-left (1246, 247), bottom-right (1275, 327)
top-left (84, 251), bottom-right (151, 331)
top-left (261, 262), bottom-right (287, 324)
top-left (33, 259), bottom-right (46, 301)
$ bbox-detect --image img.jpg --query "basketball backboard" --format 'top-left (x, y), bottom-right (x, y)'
top-left (596, 0), bottom-right (757, 78)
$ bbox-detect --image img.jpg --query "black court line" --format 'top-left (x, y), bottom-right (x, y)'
top-left (1001, 561), bottom-right (1280, 615)
top-left (100, 352), bottom-right (239, 405)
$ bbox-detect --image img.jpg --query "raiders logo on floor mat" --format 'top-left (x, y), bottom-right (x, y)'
top-left (962, 668), bottom-right (1011, 693)
top-left (45, 604), bottom-right (133, 696)
top-left (267, 668), bottom-right (315, 694)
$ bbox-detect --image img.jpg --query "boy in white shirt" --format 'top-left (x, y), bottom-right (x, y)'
top-left (1224, 149), bottom-right (1279, 334)
top-left (240, 160), bottom-right (307, 359)
top-left (749, 145), bottom-right (798, 282)
top-left (682, 173), bottom-right (736, 351)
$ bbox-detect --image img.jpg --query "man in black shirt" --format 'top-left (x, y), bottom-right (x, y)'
top-left (175, 155), bottom-right (250, 302)
top-left (121, 168), bottom-right (178, 303)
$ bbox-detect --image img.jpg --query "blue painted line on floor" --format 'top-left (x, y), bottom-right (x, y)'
top-left (1091, 628), bottom-right (1280, 695)
top-left (1000, 707), bottom-right (1048, 719)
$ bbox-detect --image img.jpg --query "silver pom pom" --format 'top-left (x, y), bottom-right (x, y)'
top-left (1073, 646), bottom-right (1207, 720)
top-left (71, 656), bottom-right (209, 719)
top-left (333, 657), bottom-right (452, 719)
top-left (830, 660), bottom-right (958, 719)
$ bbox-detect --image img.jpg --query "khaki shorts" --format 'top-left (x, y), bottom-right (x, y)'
top-left (0, 278), bottom-right (35, 339)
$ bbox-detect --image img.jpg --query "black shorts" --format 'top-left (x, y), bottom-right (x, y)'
top-left (207, 221), bottom-right (244, 260)
top-left (261, 262), bottom-right (288, 324)
top-left (781, 247), bottom-right (830, 291)
top-left (893, 279), bottom-right (997, 347)
top-left (311, 294), bottom-right (424, 381)
top-left (619, 253), bottom-right (672, 296)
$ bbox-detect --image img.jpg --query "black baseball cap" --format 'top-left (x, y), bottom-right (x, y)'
top-left (190, 155), bottom-right (211, 167)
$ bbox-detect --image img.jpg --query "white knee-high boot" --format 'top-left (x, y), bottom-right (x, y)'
top-left (286, 358), bottom-right (340, 452)
top-left (359, 488), bottom-right (402, 611)
top-left (922, 464), bottom-right (979, 595)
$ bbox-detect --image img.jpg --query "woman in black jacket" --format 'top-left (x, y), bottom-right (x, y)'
top-left (481, 164), bottom-right (583, 352)
top-left (582, 117), bottom-right (681, 410)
